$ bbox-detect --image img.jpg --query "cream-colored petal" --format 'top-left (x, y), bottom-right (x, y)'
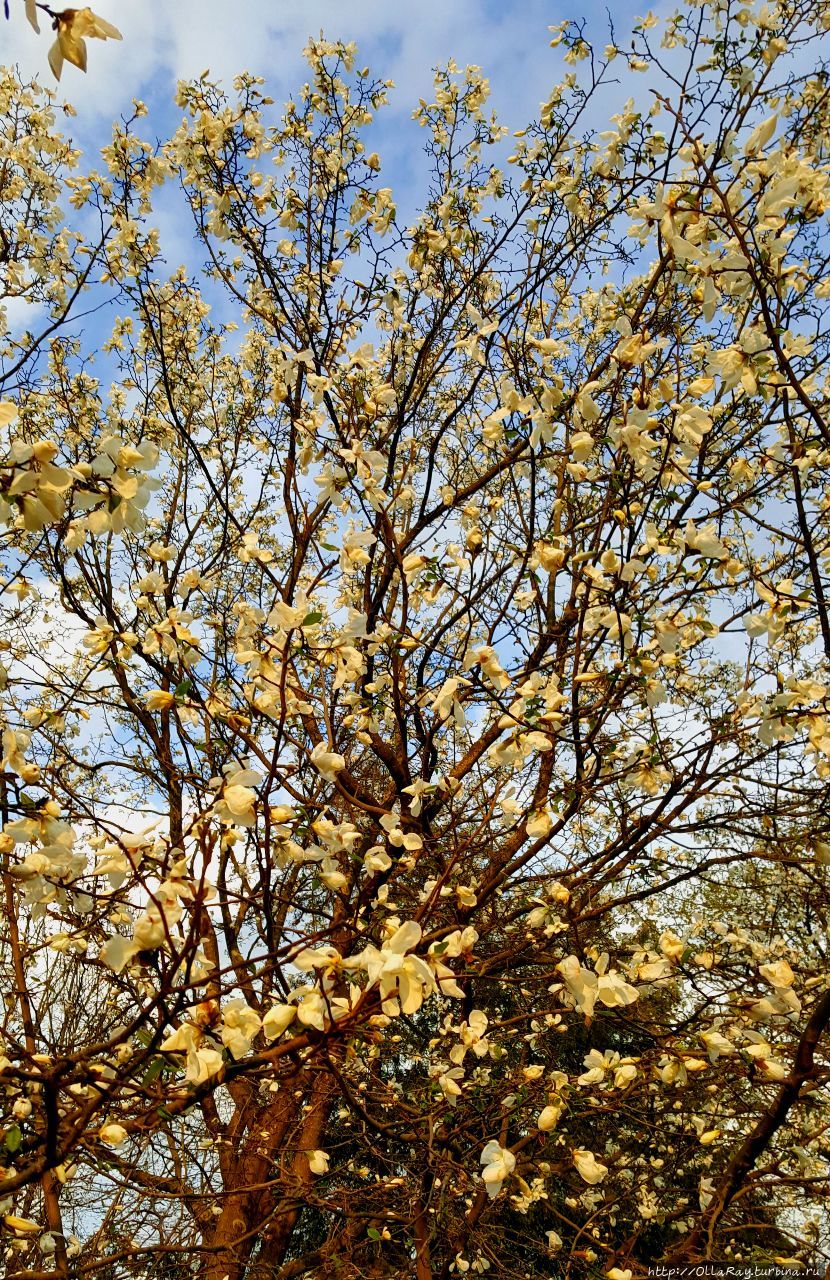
top-left (48, 37), bottom-right (64, 80)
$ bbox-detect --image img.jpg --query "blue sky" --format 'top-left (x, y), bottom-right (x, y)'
top-left (0, 0), bottom-right (660, 337)
top-left (1, 0), bottom-right (647, 159)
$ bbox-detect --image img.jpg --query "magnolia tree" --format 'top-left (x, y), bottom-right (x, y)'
top-left (1, 1), bottom-right (830, 1277)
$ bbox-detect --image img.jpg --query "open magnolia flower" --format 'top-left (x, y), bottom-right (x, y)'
top-left (309, 742), bottom-right (347, 781)
top-left (556, 954), bottom-right (639, 1018)
top-left (480, 1141), bottom-right (516, 1199)
top-left (450, 1009), bottom-right (489, 1064)
top-left (436, 1063), bottom-right (465, 1105)
top-left (214, 769), bottom-right (262, 827)
top-left (347, 919), bottom-right (437, 1016)
top-left (759, 958), bottom-right (795, 988)
top-left (219, 1000), bottom-right (262, 1059)
top-left (48, 7), bottom-right (122, 81)
top-left (99, 882), bottom-right (184, 973)
top-left (160, 1022), bottom-right (225, 1085)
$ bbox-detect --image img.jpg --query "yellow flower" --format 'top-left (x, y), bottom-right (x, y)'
top-left (759, 959), bottom-right (795, 989)
top-left (309, 742), bottom-right (346, 781)
top-left (4, 1214), bottom-right (42, 1235)
top-left (526, 808), bottom-right (553, 839)
top-left (307, 1149), bottom-right (330, 1175)
top-left (218, 783), bottom-right (257, 827)
top-left (573, 1147), bottom-right (608, 1184)
top-left (219, 1000), bottom-right (261, 1060)
top-left (262, 1003), bottom-right (296, 1041)
top-left (99, 1123), bottom-right (128, 1146)
top-left (479, 1141), bottom-right (516, 1199)
top-left (144, 689), bottom-right (177, 712)
top-left (537, 1102), bottom-right (563, 1132)
top-left (49, 10), bottom-right (123, 82)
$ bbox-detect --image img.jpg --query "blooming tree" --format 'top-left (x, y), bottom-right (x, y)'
top-left (1, 2), bottom-right (830, 1277)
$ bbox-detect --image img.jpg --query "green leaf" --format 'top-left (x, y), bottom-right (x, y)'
top-left (367, 1227), bottom-right (381, 1242)
top-left (174, 679), bottom-right (193, 699)
top-left (142, 1058), bottom-right (165, 1086)
top-left (5, 1125), bottom-right (21, 1153)
top-left (302, 611), bottom-right (323, 626)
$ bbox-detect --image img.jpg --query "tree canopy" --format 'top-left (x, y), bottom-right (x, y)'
top-left (1, 1), bottom-right (830, 1277)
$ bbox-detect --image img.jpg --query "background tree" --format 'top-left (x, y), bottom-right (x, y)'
top-left (1, 2), bottom-right (830, 1276)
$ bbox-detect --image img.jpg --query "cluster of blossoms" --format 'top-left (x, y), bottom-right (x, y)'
top-left (0, 3), bottom-right (829, 1276)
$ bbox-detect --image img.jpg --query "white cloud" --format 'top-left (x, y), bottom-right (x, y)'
top-left (1, 0), bottom-right (608, 135)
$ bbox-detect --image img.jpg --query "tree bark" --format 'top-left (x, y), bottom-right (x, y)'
top-left (201, 1070), bottom-right (338, 1280)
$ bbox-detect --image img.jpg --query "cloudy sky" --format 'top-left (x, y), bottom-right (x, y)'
top-left (2, 0), bottom-right (645, 151)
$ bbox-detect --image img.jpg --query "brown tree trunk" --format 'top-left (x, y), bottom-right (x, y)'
top-left (202, 1070), bottom-right (338, 1280)
top-left (245, 1072), bottom-right (339, 1280)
